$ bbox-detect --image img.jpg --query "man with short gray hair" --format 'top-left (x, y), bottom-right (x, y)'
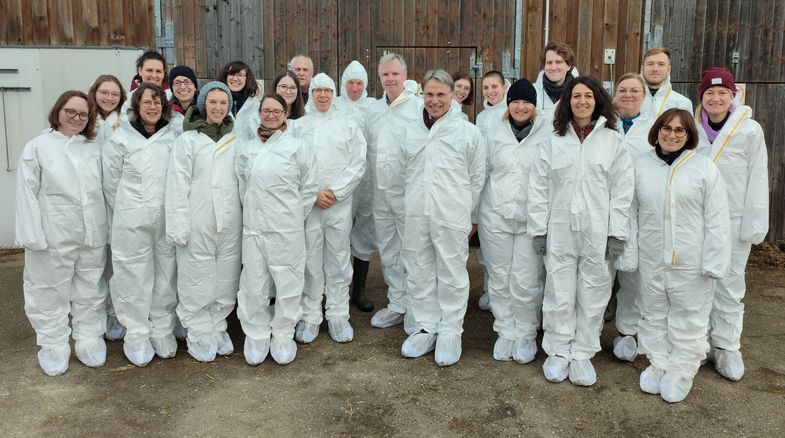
top-left (396, 69), bottom-right (485, 366)
top-left (290, 55), bottom-right (314, 104)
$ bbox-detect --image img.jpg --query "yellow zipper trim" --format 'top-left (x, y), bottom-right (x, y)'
top-left (712, 109), bottom-right (750, 163)
top-left (657, 87), bottom-right (672, 116)
top-left (388, 96), bottom-right (409, 108)
top-left (214, 136), bottom-right (237, 155)
top-left (668, 150), bottom-right (695, 265)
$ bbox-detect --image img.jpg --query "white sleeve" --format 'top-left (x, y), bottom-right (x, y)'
top-left (702, 163), bottom-right (732, 279)
top-left (468, 127), bottom-right (486, 223)
top-left (15, 140), bottom-right (47, 250)
top-left (330, 121), bottom-right (367, 201)
top-left (527, 141), bottom-right (552, 237)
top-left (740, 124), bottom-right (769, 244)
top-left (165, 135), bottom-right (194, 246)
top-left (607, 137), bottom-right (635, 239)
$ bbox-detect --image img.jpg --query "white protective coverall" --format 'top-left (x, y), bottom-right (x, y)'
top-left (696, 105), bottom-right (769, 364)
top-left (527, 116), bottom-right (634, 381)
top-left (235, 130), bottom-right (318, 347)
top-left (291, 74), bottom-right (367, 333)
top-left (641, 76), bottom-right (693, 119)
top-left (398, 104), bottom-right (486, 343)
top-left (338, 61), bottom-right (377, 262)
top-left (232, 96), bottom-right (262, 141)
top-left (479, 112), bottom-right (550, 361)
top-left (365, 90), bottom-right (422, 319)
top-left (16, 129), bottom-right (109, 374)
top-left (533, 67), bottom-right (580, 122)
top-left (633, 148), bottom-right (730, 401)
top-left (103, 116), bottom-right (179, 364)
top-left (165, 129), bottom-right (242, 359)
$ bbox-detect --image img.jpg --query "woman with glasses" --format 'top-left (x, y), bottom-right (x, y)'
top-left (217, 61), bottom-right (261, 140)
top-left (16, 90), bottom-right (107, 375)
top-left (606, 72), bottom-right (659, 363)
top-left (527, 76), bottom-right (634, 387)
top-left (169, 65), bottom-right (198, 115)
top-left (273, 69), bottom-right (305, 120)
top-left (236, 93), bottom-right (318, 366)
top-left (694, 67), bottom-right (769, 382)
top-left (103, 83), bottom-right (180, 367)
top-left (635, 108), bottom-right (730, 403)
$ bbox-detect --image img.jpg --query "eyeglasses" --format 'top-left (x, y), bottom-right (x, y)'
top-left (660, 125), bottom-right (688, 138)
top-left (617, 88), bottom-right (643, 95)
top-left (172, 79), bottom-right (194, 88)
top-left (276, 84), bottom-right (297, 92)
top-left (261, 108), bottom-right (285, 116)
top-left (97, 89), bottom-right (121, 99)
top-left (140, 99), bottom-right (163, 108)
top-left (62, 108), bottom-right (90, 121)
top-left (228, 72), bottom-right (247, 79)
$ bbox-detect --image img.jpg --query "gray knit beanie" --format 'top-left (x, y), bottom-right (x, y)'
top-left (197, 81), bottom-right (233, 115)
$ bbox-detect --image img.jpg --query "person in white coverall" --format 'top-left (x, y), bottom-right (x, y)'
top-left (366, 53), bottom-right (422, 331)
top-left (16, 91), bottom-right (108, 376)
top-left (633, 108), bottom-right (731, 403)
top-left (479, 79), bottom-right (549, 364)
top-left (533, 42), bottom-right (579, 123)
top-left (397, 70), bottom-right (486, 367)
top-left (640, 47), bottom-right (693, 118)
top-left (527, 76), bottom-right (634, 386)
top-left (339, 60), bottom-right (377, 312)
top-left (291, 73), bottom-right (366, 344)
top-left (694, 67), bottom-right (769, 382)
top-left (236, 93), bottom-right (318, 366)
top-left (103, 83), bottom-right (181, 367)
top-left (607, 73), bottom-right (658, 362)
top-left (165, 82), bottom-right (242, 363)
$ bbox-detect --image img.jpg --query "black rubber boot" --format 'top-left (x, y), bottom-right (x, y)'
top-left (351, 257), bottom-right (374, 312)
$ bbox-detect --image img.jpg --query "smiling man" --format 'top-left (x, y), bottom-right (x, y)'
top-left (290, 55), bottom-right (315, 104)
top-left (396, 69), bottom-right (486, 367)
top-left (640, 47), bottom-right (693, 117)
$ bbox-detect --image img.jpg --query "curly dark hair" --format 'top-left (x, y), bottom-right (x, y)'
top-left (553, 76), bottom-right (617, 136)
top-left (217, 61), bottom-right (260, 98)
top-left (130, 83), bottom-right (172, 123)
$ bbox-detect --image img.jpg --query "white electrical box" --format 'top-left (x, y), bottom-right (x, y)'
top-left (604, 49), bottom-right (616, 65)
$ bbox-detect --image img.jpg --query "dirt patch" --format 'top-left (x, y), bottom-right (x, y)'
top-left (748, 242), bottom-right (785, 268)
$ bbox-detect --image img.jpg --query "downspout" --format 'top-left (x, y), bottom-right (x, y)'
top-left (544, 0), bottom-right (550, 44)
top-left (514, 0), bottom-right (522, 78)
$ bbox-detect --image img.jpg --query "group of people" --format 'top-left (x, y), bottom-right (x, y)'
top-left (16, 42), bottom-right (768, 404)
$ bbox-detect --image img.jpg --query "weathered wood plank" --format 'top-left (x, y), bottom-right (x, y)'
top-left (47, 0), bottom-right (74, 45)
top-left (522, 0), bottom-right (545, 81)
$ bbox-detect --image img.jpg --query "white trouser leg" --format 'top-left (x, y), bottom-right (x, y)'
top-left (667, 269), bottom-right (713, 379)
top-left (541, 228), bottom-right (579, 360)
top-left (111, 225), bottom-right (155, 343)
top-left (268, 231), bottom-right (306, 339)
top-left (570, 240), bottom-right (613, 361)
top-left (710, 227), bottom-right (750, 351)
top-left (637, 265), bottom-right (671, 371)
top-left (150, 228), bottom-right (178, 340)
top-left (210, 227), bottom-right (241, 333)
top-left (323, 202), bottom-right (353, 322)
top-left (373, 189), bottom-right (406, 313)
top-left (511, 232), bottom-right (545, 341)
top-left (479, 223), bottom-right (516, 340)
top-left (237, 234), bottom-right (274, 340)
top-left (70, 245), bottom-right (108, 341)
top-left (175, 238), bottom-right (217, 340)
top-left (433, 223), bottom-right (470, 337)
top-left (615, 270), bottom-right (641, 336)
top-left (23, 247), bottom-right (76, 347)
top-left (302, 210), bottom-right (326, 325)
top-left (403, 217), bottom-right (439, 333)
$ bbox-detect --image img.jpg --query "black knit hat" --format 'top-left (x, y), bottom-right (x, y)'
top-left (169, 65), bottom-right (197, 86)
top-left (506, 78), bottom-right (537, 106)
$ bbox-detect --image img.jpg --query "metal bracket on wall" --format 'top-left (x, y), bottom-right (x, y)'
top-left (469, 53), bottom-right (483, 78)
top-left (502, 51), bottom-right (518, 80)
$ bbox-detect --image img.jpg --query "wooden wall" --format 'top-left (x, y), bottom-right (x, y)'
top-left (0, 0), bottom-right (154, 48)
top-left (652, 0), bottom-right (785, 242)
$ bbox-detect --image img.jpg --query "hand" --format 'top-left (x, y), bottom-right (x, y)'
top-left (532, 235), bottom-right (546, 256)
top-left (468, 224), bottom-right (478, 239)
top-left (605, 236), bottom-right (625, 260)
top-left (315, 189), bottom-right (336, 209)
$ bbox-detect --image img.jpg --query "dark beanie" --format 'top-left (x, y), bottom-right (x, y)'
top-left (698, 67), bottom-right (736, 99)
top-left (507, 78), bottom-right (537, 106)
top-left (170, 65), bottom-right (197, 86)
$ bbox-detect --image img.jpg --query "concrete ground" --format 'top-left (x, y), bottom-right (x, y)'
top-left (0, 249), bottom-right (783, 437)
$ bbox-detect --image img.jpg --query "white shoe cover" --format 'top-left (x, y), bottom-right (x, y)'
top-left (478, 292), bottom-right (490, 311)
top-left (612, 335), bottom-right (638, 362)
top-left (294, 321), bottom-right (319, 344)
top-left (173, 320), bottom-right (188, 341)
top-left (403, 312), bottom-right (416, 335)
top-left (569, 359), bottom-right (597, 386)
top-left (660, 371), bottom-right (693, 403)
top-left (75, 337), bottom-right (107, 368)
top-left (215, 331), bottom-right (234, 356)
top-left (105, 316), bottom-right (126, 341)
top-left (38, 345), bottom-right (70, 376)
top-left (543, 355), bottom-right (569, 382)
top-left (123, 339), bottom-right (154, 367)
top-left (714, 348), bottom-right (744, 381)
top-left (401, 332), bottom-right (437, 358)
top-left (328, 319), bottom-right (354, 343)
top-left (513, 338), bottom-right (538, 364)
top-left (435, 334), bottom-right (462, 367)
top-left (243, 336), bottom-right (270, 366)
top-left (187, 335), bottom-right (217, 363)
top-left (270, 337), bottom-right (297, 365)
top-left (493, 337), bottom-right (514, 361)
top-left (639, 365), bottom-right (666, 395)
top-left (151, 334), bottom-right (177, 359)
top-left (370, 308), bottom-right (404, 328)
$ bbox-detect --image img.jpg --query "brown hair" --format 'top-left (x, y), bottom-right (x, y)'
top-left (648, 108), bottom-right (699, 150)
top-left (259, 93), bottom-right (288, 114)
top-left (87, 74), bottom-right (127, 119)
top-left (217, 61), bottom-right (260, 98)
top-left (130, 83), bottom-right (172, 123)
top-left (541, 41), bottom-right (576, 68)
top-left (481, 70), bottom-right (505, 86)
top-left (48, 90), bottom-right (97, 139)
top-left (553, 76), bottom-right (618, 135)
top-left (615, 72), bottom-right (646, 90)
top-left (643, 47), bottom-right (671, 62)
top-left (451, 71), bottom-right (474, 105)
top-left (273, 69), bottom-right (305, 119)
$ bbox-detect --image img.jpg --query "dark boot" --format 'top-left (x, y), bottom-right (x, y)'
top-left (351, 257), bottom-right (374, 312)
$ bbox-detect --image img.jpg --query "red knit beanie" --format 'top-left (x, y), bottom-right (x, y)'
top-left (698, 67), bottom-right (736, 99)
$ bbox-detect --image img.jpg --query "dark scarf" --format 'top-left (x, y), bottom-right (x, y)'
top-left (131, 115), bottom-right (168, 139)
top-left (509, 119), bottom-right (533, 142)
top-left (620, 113), bottom-right (640, 134)
top-left (257, 123), bottom-right (286, 142)
top-left (707, 111), bottom-right (731, 132)
top-left (542, 71), bottom-right (574, 104)
top-left (231, 92), bottom-right (249, 116)
top-left (655, 144), bottom-right (687, 166)
top-left (183, 106), bottom-right (234, 142)
top-left (423, 108), bottom-right (436, 130)
top-left (648, 87), bottom-right (659, 97)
